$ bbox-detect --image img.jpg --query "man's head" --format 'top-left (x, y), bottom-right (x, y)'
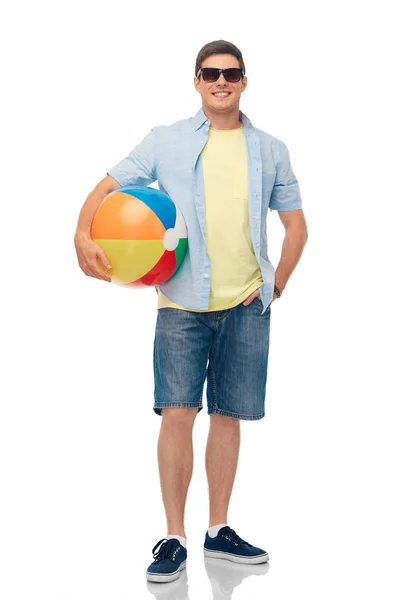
top-left (194, 40), bottom-right (247, 115)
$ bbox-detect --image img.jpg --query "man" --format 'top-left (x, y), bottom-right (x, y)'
top-left (74, 40), bottom-right (308, 584)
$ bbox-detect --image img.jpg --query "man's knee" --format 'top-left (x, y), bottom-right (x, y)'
top-left (162, 407), bottom-right (199, 424)
top-left (209, 413), bottom-right (240, 426)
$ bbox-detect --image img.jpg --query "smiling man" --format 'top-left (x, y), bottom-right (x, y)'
top-left (74, 39), bottom-right (308, 584)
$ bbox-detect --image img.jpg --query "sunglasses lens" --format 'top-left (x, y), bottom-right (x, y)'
top-left (202, 68), bottom-right (220, 82)
top-left (224, 68), bottom-right (242, 82)
top-left (200, 68), bottom-right (243, 83)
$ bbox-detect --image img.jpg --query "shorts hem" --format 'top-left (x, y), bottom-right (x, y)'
top-left (153, 402), bottom-right (203, 416)
top-left (208, 408), bottom-right (265, 421)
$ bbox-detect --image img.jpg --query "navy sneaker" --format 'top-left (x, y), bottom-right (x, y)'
top-left (204, 526), bottom-right (269, 564)
top-left (146, 537), bottom-right (187, 583)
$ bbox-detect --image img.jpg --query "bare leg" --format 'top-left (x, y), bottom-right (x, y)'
top-left (205, 414), bottom-right (241, 528)
top-left (157, 407), bottom-right (199, 538)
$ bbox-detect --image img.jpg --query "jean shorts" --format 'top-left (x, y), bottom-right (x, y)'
top-left (153, 296), bottom-right (271, 420)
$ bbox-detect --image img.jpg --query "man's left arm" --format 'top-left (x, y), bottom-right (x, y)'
top-left (245, 141), bottom-right (308, 306)
top-left (269, 140), bottom-right (308, 294)
top-left (244, 209), bottom-right (307, 307)
top-left (274, 209), bottom-right (308, 293)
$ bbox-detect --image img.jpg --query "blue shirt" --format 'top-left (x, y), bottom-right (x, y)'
top-left (107, 106), bottom-right (303, 314)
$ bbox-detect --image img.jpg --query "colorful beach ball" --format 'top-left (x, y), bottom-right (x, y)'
top-left (91, 185), bottom-right (188, 287)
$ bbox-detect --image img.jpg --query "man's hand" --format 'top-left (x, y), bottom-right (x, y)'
top-left (243, 289), bottom-right (277, 307)
top-left (74, 233), bottom-right (112, 282)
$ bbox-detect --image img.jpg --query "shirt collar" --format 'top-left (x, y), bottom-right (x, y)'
top-left (191, 106), bottom-right (253, 131)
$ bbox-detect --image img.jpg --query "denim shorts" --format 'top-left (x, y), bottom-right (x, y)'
top-left (153, 296), bottom-right (271, 420)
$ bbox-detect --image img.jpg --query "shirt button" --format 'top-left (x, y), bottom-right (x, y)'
top-left (204, 274), bottom-right (209, 278)
top-left (200, 140), bottom-right (205, 143)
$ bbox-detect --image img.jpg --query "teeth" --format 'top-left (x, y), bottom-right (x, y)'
top-left (214, 93), bottom-right (230, 97)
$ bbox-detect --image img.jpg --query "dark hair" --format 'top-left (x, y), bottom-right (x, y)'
top-left (195, 40), bottom-right (246, 77)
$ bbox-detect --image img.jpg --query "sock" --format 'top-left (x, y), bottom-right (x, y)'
top-left (208, 523), bottom-right (228, 538)
top-left (166, 534), bottom-right (187, 548)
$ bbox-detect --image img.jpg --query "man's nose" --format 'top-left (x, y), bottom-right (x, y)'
top-left (217, 73), bottom-right (228, 84)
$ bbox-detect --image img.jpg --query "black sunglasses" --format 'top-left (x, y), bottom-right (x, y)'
top-left (197, 67), bottom-right (244, 83)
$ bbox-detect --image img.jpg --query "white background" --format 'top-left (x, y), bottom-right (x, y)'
top-left (1, 0), bottom-right (394, 598)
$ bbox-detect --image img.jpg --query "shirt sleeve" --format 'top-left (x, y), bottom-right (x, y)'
top-left (106, 127), bottom-right (157, 187)
top-left (269, 141), bottom-right (302, 211)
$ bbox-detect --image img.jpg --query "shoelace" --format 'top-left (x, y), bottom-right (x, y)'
top-left (152, 538), bottom-right (182, 563)
top-left (219, 526), bottom-right (253, 547)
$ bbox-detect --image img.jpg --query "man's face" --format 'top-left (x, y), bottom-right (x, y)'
top-left (194, 53), bottom-right (247, 113)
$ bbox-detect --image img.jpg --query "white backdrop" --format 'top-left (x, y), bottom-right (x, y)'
top-left (1, 0), bottom-right (394, 598)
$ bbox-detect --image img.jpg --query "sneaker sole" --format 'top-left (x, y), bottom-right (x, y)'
top-left (146, 559), bottom-right (187, 583)
top-left (204, 548), bottom-right (269, 564)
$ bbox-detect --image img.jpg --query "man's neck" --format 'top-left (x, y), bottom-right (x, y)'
top-left (201, 104), bottom-right (242, 130)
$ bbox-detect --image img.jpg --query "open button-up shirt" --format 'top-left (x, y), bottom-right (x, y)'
top-left (107, 106), bottom-right (303, 314)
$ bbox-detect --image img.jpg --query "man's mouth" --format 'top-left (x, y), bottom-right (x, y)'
top-left (212, 92), bottom-right (231, 98)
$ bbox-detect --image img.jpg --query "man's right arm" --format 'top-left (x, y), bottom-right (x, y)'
top-left (74, 127), bottom-right (157, 280)
top-left (74, 175), bottom-right (121, 241)
top-left (74, 175), bottom-right (121, 281)
top-left (75, 126), bottom-right (157, 241)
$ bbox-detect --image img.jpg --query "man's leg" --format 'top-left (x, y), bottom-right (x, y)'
top-left (205, 414), bottom-right (241, 527)
top-left (157, 407), bottom-right (200, 538)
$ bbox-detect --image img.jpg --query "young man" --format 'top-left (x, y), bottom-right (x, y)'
top-left (74, 40), bottom-right (308, 583)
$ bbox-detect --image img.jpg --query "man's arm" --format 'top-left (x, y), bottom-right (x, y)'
top-left (267, 139), bottom-right (307, 293)
top-left (75, 126), bottom-right (157, 241)
top-left (74, 128), bottom-right (157, 281)
top-left (74, 175), bottom-right (121, 281)
top-left (106, 127), bottom-right (157, 188)
top-left (74, 175), bottom-right (121, 241)
top-left (269, 140), bottom-right (302, 212)
top-left (274, 209), bottom-right (308, 293)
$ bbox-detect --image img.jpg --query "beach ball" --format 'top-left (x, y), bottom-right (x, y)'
top-left (91, 185), bottom-right (188, 287)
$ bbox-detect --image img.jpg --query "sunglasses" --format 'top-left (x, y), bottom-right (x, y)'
top-left (197, 67), bottom-right (244, 83)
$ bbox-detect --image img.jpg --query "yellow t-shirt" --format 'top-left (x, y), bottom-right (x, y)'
top-left (157, 125), bottom-right (263, 311)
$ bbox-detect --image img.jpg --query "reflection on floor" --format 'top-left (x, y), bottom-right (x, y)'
top-left (146, 555), bottom-right (269, 599)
